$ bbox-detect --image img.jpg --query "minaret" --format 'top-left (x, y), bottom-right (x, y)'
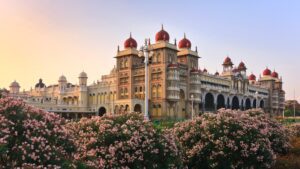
top-left (78, 71), bottom-right (88, 107)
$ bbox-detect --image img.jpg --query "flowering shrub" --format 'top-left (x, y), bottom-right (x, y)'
top-left (289, 124), bottom-right (300, 137)
top-left (67, 113), bottom-right (182, 169)
top-left (173, 109), bottom-right (290, 169)
top-left (0, 97), bottom-right (76, 168)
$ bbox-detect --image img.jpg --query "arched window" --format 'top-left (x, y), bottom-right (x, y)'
top-left (152, 85), bottom-right (157, 99)
top-left (124, 59), bottom-right (128, 67)
top-left (157, 85), bottom-right (162, 98)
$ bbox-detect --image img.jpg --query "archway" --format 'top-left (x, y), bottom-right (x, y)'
top-left (227, 97), bottom-right (230, 108)
top-left (245, 98), bottom-right (251, 110)
top-left (217, 94), bottom-right (225, 109)
top-left (253, 99), bottom-right (257, 108)
top-left (232, 96), bottom-right (239, 110)
top-left (241, 99), bottom-right (244, 110)
top-left (98, 107), bottom-right (106, 117)
top-left (134, 104), bottom-right (142, 113)
top-left (260, 100), bottom-right (264, 108)
top-left (178, 89), bottom-right (186, 118)
top-left (205, 93), bottom-right (214, 111)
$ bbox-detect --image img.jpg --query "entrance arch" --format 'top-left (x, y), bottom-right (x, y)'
top-left (178, 89), bottom-right (186, 118)
top-left (253, 99), bottom-right (257, 108)
top-left (260, 100), bottom-right (264, 108)
top-left (205, 93), bottom-right (214, 111)
top-left (245, 98), bottom-right (251, 110)
top-left (232, 96), bottom-right (239, 110)
top-left (134, 104), bottom-right (142, 113)
top-left (216, 94), bottom-right (225, 109)
top-left (98, 107), bottom-right (106, 117)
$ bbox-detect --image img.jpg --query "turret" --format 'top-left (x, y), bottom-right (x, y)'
top-left (78, 71), bottom-right (88, 107)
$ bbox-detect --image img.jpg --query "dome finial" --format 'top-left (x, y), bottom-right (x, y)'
top-left (129, 32), bottom-right (132, 38)
top-left (174, 38), bottom-right (177, 45)
top-left (161, 24), bottom-right (164, 30)
top-left (184, 33), bottom-right (186, 39)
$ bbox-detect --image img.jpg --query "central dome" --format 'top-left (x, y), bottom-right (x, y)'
top-left (178, 33), bottom-right (191, 49)
top-left (263, 68), bottom-right (271, 76)
top-left (124, 33), bottom-right (137, 49)
top-left (155, 25), bottom-right (170, 42)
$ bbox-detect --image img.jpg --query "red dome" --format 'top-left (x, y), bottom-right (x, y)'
top-left (223, 56), bottom-right (233, 65)
top-left (263, 68), bottom-right (272, 76)
top-left (238, 61), bottom-right (247, 71)
top-left (155, 25), bottom-right (170, 42)
top-left (271, 71), bottom-right (278, 78)
top-left (215, 71), bottom-right (219, 76)
top-left (178, 33), bottom-right (191, 49)
top-left (248, 73), bottom-right (256, 81)
top-left (203, 68), bottom-right (207, 72)
top-left (124, 33), bottom-right (137, 49)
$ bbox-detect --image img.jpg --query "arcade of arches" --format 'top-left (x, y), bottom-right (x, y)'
top-left (202, 92), bottom-right (265, 112)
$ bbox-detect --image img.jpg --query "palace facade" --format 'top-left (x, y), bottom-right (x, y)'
top-left (7, 26), bottom-right (285, 119)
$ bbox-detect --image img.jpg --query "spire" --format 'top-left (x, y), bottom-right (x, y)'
top-left (184, 33), bottom-right (186, 39)
top-left (161, 24), bottom-right (164, 30)
top-left (174, 38), bottom-right (177, 46)
top-left (117, 45), bottom-right (120, 52)
top-left (195, 46), bottom-right (198, 53)
top-left (129, 32), bottom-right (132, 38)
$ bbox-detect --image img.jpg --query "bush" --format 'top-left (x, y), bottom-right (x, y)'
top-left (172, 109), bottom-right (290, 169)
top-left (0, 97), bottom-right (76, 168)
top-left (67, 113), bottom-right (182, 169)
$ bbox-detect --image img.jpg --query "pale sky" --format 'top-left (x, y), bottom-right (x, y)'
top-left (0, 0), bottom-right (299, 101)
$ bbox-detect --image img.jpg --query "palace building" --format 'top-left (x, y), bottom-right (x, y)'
top-left (7, 26), bottom-right (285, 119)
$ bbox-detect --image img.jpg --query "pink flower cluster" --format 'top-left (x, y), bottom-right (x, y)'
top-left (0, 97), bottom-right (75, 168)
top-left (172, 108), bottom-right (290, 169)
top-left (67, 113), bottom-right (182, 168)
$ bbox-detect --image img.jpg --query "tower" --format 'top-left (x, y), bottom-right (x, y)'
top-left (78, 71), bottom-right (88, 107)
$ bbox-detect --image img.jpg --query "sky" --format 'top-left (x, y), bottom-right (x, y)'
top-left (0, 0), bottom-right (299, 101)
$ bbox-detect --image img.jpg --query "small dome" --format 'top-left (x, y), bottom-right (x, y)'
top-left (124, 33), bottom-right (137, 49)
top-left (271, 70), bottom-right (278, 78)
top-left (238, 61), bottom-right (247, 71)
top-left (263, 68), bottom-right (271, 76)
top-left (223, 56), bottom-right (233, 66)
top-left (10, 80), bottom-right (20, 88)
top-left (79, 71), bottom-right (88, 78)
top-left (203, 68), bottom-right (208, 73)
top-left (35, 78), bottom-right (46, 88)
top-left (248, 73), bottom-right (256, 81)
top-left (59, 75), bottom-right (67, 82)
top-left (215, 71), bottom-right (219, 76)
top-left (155, 25), bottom-right (170, 42)
top-left (178, 33), bottom-right (191, 49)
